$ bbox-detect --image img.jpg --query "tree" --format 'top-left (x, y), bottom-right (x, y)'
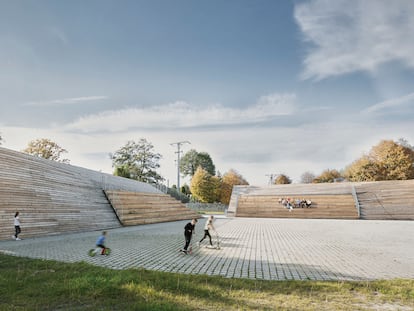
top-left (220, 169), bottom-right (249, 205)
top-left (0, 132), bottom-right (3, 145)
top-left (113, 165), bottom-right (131, 179)
top-left (190, 167), bottom-right (220, 203)
top-left (274, 174), bottom-right (292, 184)
top-left (300, 171), bottom-right (315, 184)
top-left (110, 139), bottom-right (163, 184)
top-left (370, 139), bottom-right (414, 180)
top-left (313, 169), bottom-right (342, 183)
top-left (211, 175), bottom-right (222, 203)
top-left (344, 139), bottom-right (414, 181)
top-left (23, 138), bottom-right (69, 163)
top-left (398, 138), bottom-right (414, 150)
top-left (179, 149), bottom-right (216, 177)
top-left (180, 184), bottom-right (191, 196)
top-left (344, 156), bottom-right (380, 181)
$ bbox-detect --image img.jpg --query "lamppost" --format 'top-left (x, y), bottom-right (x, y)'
top-left (170, 141), bottom-right (190, 191)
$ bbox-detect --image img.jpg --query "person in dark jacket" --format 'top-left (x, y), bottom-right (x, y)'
top-left (13, 211), bottom-right (22, 240)
top-left (181, 218), bottom-right (198, 254)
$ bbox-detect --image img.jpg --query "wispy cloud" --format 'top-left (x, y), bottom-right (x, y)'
top-left (362, 92), bottom-right (414, 114)
top-left (65, 93), bottom-right (297, 132)
top-left (3, 101), bottom-right (414, 185)
top-left (49, 27), bottom-right (69, 46)
top-left (294, 0), bottom-right (414, 80)
top-left (24, 96), bottom-right (108, 107)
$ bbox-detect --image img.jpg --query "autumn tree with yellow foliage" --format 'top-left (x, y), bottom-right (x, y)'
top-left (23, 138), bottom-right (70, 163)
top-left (344, 139), bottom-right (414, 181)
top-left (313, 169), bottom-right (342, 183)
top-left (220, 169), bottom-right (249, 205)
top-left (190, 167), bottom-right (221, 203)
top-left (274, 174), bottom-right (292, 184)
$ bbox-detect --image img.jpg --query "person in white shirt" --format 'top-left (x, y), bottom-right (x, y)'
top-left (198, 215), bottom-right (215, 246)
top-left (13, 211), bottom-right (21, 240)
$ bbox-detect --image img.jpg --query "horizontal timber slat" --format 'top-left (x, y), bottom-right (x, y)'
top-left (235, 193), bottom-right (358, 219)
top-left (0, 146), bottom-right (165, 240)
top-left (104, 190), bottom-right (199, 226)
top-left (230, 180), bottom-right (414, 220)
top-left (355, 180), bottom-right (414, 220)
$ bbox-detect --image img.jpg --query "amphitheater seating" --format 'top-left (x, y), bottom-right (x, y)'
top-left (104, 191), bottom-right (199, 225)
top-left (236, 194), bottom-right (358, 219)
top-left (229, 181), bottom-right (414, 220)
top-left (0, 147), bottom-right (195, 241)
top-left (228, 183), bottom-right (359, 219)
top-left (355, 180), bottom-right (414, 220)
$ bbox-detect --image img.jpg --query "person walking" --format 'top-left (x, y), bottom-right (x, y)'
top-left (181, 218), bottom-right (197, 254)
top-left (198, 215), bottom-right (215, 247)
top-left (13, 211), bottom-right (22, 240)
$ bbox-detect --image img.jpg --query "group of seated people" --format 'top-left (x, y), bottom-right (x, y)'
top-left (278, 197), bottom-right (312, 211)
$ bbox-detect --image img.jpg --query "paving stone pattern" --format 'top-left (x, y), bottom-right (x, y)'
top-left (1, 217), bottom-right (413, 281)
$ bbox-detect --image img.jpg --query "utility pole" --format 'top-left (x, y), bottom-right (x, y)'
top-left (265, 173), bottom-right (277, 185)
top-left (170, 141), bottom-right (191, 191)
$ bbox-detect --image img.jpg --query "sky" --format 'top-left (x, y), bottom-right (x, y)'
top-left (1, 0), bottom-right (414, 186)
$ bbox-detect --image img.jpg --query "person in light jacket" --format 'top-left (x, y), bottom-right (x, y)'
top-left (198, 215), bottom-right (215, 246)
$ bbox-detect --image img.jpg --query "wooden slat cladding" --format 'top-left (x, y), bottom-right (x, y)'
top-left (356, 180), bottom-right (414, 220)
top-left (104, 191), bottom-right (199, 225)
top-left (236, 194), bottom-right (358, 219)
top-left (0, 147), bottom-right (166, 240)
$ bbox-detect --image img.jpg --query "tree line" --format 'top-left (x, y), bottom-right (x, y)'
top-left (294, 138), bottom-right (414, 184)
top-left (8, 136), bottom-right (414, 204)
top-left (110, 140), bottom-right (248, 204)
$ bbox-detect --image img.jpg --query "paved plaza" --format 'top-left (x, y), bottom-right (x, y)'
top-left (1, 217), bottom-right (413, 281)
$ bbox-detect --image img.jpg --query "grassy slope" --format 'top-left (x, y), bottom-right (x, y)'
top-left (0, 254), bottom-right (413, 311)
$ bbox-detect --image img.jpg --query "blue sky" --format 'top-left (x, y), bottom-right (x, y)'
top-left (1, 0), bottom-right (414, 186)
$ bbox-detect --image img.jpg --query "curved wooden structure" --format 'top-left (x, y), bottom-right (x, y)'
top-left (229, 180), bottom-right (414, 220)
top-left (0, 147), bottom-right (196, 240)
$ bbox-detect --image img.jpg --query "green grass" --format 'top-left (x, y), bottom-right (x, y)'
top-left (0, 254), bottom-right (413, 311)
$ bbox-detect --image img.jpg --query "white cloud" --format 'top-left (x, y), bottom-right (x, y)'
top-left (2, 107), bottom-right (414, 186)
top-left (362, 92), bottom-right (414, 114)
top-left (294, 0), bottom-right (414, 80)
top-left (24, 96), bottom-right (108, 107)
top-left (65, 94), bottom-right (297, 132)
top-left (3, 92), bottom-right (414, 187)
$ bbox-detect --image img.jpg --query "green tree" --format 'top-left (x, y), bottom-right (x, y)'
top-left (113, 165), bottom-right (131, 179)
top-left (23, 138), bottom-right (69, 163)
top-left (0, 132), bottom-right (3, 145)
top-left (345, 139), bottom-right (414, 181)
top-left (110, 139), bottom-right (163, 184)
top-left (180, 184), bottom-right (191, 196)
top-left (190, 167), bottom-right (220, 203)
top-left (220, 169), bottom-right (249, 205)
top-left (179, 149), bottom-right (215, 177)
top-left (313, 169), bottom-right (342, 183)
top-left (275, 174), bottom-right (292, 184)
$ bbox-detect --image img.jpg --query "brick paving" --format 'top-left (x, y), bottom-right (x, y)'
top-left (1, 217), bottom-right (413, 281)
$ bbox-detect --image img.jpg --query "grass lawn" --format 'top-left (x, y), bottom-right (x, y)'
top-left (0, 253), bottom-right (413, 310)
